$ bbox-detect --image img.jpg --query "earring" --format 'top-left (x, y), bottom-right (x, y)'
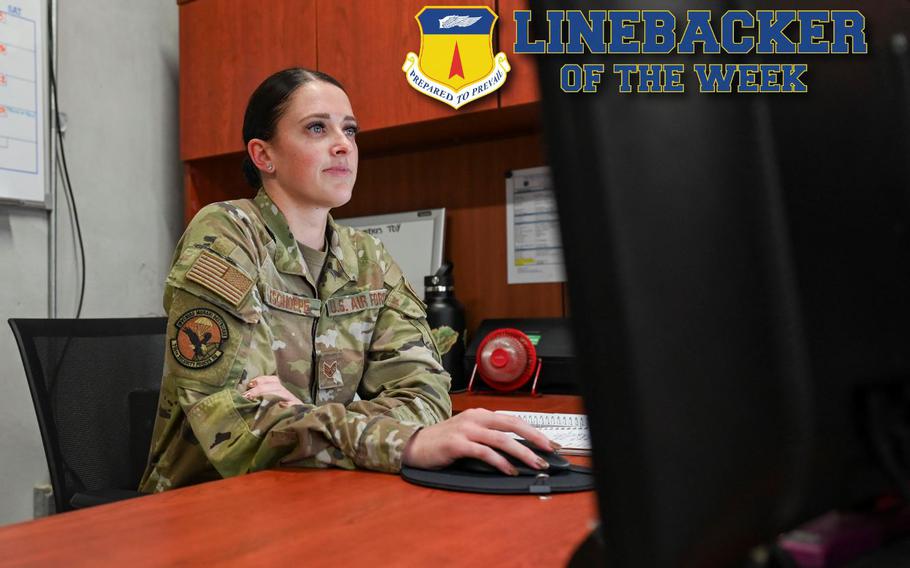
top-left (266, 163), bottom-right (274, 172)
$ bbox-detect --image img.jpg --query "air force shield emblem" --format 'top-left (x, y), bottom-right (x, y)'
top-left (402, 6), bottom-right (510, 109)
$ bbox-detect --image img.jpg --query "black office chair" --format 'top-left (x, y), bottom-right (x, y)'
top-left (8, 317), bottom-right (167, 513)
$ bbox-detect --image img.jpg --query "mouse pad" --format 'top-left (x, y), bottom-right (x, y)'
top-left (400, 464), bottom-right (595, 494)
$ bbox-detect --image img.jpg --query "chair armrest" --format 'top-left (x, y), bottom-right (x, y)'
top-left (69, 488), bottom-right (142, 509)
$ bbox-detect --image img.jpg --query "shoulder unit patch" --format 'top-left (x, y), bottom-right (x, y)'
top-left (171, 308), bottom-right (229, 369)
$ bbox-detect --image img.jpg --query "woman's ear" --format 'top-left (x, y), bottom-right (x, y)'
top-left (247, 139), bottom-right (273, 173)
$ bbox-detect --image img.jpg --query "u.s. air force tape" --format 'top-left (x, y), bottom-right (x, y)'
top-left (326, 289), bottom-right (388, 316)
top-left (171, 308), bottom-right (229, 369)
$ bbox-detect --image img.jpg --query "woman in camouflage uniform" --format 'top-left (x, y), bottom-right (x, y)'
top-left (141, 68), bottom-right (555, 492)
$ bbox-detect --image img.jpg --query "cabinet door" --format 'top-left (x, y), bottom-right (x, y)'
top-left (498, 0), bottom-right (540, 107)
top-left (179, 0), bottom-right (318, 161)
top-left (317, 0), bottom-right (498, 132)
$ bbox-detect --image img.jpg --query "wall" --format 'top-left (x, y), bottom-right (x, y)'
top-left (0, 206), bottom-right (51, 524)
top-left (0, 0), bottom-right (180, 525)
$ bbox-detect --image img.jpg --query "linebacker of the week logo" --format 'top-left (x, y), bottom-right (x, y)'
top-left (402, 6), bottom-right (510, 109)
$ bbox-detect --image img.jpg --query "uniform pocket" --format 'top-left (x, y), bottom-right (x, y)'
top-left (260, 285), bottom-right (318, 392)
top-left (383, 287), bottom-right (442, 361)
top-left (183, 387), bottom-right (262, 478)
top-left (165, 290), bottom-right (254, 388)
top-left (314, 305), bottom-right (382, 404)
top-left (167, 245), bottom-right (261, 324)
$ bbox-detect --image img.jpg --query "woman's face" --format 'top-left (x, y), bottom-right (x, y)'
top-left (266, 81), bottom-right (359, 209)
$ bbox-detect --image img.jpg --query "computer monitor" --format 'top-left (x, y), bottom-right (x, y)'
top-left (531, 1), bottom-right (910, 566)
top-left (336, 208), bottom-right (445, 300)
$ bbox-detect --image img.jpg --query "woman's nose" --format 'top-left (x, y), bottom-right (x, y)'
top-left (331, 131), bottom-right (353, 156)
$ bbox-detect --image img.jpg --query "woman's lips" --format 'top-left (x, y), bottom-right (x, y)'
top-left (323, 167), bottom-right (350, 176)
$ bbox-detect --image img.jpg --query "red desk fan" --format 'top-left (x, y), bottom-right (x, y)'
top-left (467, 328), bottom-right (543, 396)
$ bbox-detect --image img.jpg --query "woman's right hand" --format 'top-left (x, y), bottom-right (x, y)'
top-left (241, 375), bottom-right (304, 408)
top-left (400, 408), bottom-right (560, 476)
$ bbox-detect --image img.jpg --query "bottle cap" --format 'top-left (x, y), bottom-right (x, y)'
top-left (425, 261), bottom-right (454, 288)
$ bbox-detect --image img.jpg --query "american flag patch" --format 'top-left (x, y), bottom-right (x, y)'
top-left (186, 250), bottom-right (254, 307)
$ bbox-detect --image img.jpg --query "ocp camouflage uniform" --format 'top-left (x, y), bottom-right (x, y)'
top-left (139, 189), bottom-right (452, 493)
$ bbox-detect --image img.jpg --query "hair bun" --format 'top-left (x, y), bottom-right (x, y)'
top-left (241, 156), bottom-right (262, 189)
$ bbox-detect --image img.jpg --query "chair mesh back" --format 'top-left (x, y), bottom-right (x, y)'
top-left (10, 318), bottom-right (167, 512)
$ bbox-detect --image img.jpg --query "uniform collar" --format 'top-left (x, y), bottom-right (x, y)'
top-left (253, 189), bottom-right (358, 286)
top-left (325, 215), bottom-right (359, 282)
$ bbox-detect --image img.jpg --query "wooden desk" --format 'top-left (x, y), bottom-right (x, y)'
top-left (451, 392), bottom-right (586, 414)
top-left (0, 395), bottom-right (596, 567)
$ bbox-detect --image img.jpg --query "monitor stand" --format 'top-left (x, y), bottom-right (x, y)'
top-left (566, 524), bottom-right (803, 567)
top-left (567, 525), bottom-right (604, 567)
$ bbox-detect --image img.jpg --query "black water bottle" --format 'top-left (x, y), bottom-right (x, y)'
top-left (425, 262), bottom-right (467, 391)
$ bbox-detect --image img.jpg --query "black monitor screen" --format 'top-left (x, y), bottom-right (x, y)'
top-left (531, 1), bottom-right (910, 566)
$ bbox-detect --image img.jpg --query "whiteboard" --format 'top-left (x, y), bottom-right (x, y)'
top-left (0, 0), bottom-right (48, 207)
top-left (336, 209), bottom-right (445, 300)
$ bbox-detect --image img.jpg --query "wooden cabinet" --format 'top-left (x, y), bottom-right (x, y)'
top-left (179, 0), bottom-right (317, 160)
top-left (498, 0), bottom-right (540, 107)
top-left (316, 0), bottom-right (499, 131)
top-left (179, 0), bottom-right (539, 156)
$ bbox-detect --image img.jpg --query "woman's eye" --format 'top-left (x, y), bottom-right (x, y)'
top-left (344, 125), bottom-right (359, 137)
top-left (306, 122), bottom-right (326, 134)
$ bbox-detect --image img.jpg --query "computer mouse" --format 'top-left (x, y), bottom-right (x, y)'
top-left (454, 439), bottom-right (571, 475)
